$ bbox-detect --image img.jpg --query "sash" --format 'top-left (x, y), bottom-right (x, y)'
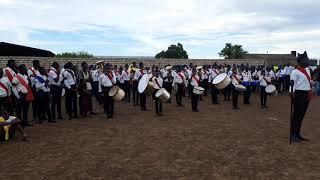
top-left (30, 68), bottom-right (37, 77)
top-left (297, 67), bottom-right (313, 100)
top-left (107, 73), bottom-right (115, 84)
top-left (232, 75), bottom-right (240, 84)
top-left (178, 73), bottom-right (185, 84)
top-left (154, 78), bottom-right (161, 89)
top-left (16, 74), bottom-right (34, 102)
top-left (35, 76), bottom-right (45, 84)
top-left (140, 70), bottom-right (144, 76)
top-left (126, 70), bottom-right (129, 76)
top-left (4, 69), bottom-right (14, 83)
top-left (192, 75), bottom-right (200, 87)
top-left (0, 81), bottom-right (9, 94)
top-left (213, 69), bottom-right (219, 76)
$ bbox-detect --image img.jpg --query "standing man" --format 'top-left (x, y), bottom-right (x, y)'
top-left (172, 67), bottom-right (185, 107)
top-left (162, 65), bottom-right (173, 103)
top-left (0, 68), bottom-right (13, 114)
top-left (91, 61), bottom-right (104, 106)
top-left (223, 65), bottom-right (232, 101)
top-left (152, 69), bottom-right (163, 116)
top-left (189, 68), bottom-right (200, 112)
top-left (242, 67), bottom-right (252, 104)
top-left (131, 62), bottom-right (140, 106)
top-left (290, 52), bottom-right (312, 142)
top-left (231, 68), bottom-right (242, 110)
top-left (99, 63), bottom-right (116, 119)
top-left (122, 64), bottom-right (131, 103)
top-left (209, 64), bottom-right (220, 105)
top-left (135, 62), bottom-right (147, 111)
top-left (28, 60), bottom-right (40, 122)
top-left (201, 65), bottom-right (209, 97)
top-left (48, 62), bottom-right (64, 121)
top-left (63, 62), bottom-right (78, 120)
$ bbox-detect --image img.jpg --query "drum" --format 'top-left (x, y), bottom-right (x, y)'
top-left (212, 73), bottom-right (231, 90)
top-left (138, 74), bottom-right (154, 95)
top-left (193, 87), bottom-right (205, 95)
top-left (265, 84), bottom-right (278, 96)
top-left (155, 88), bottom-right (171, 103)
top-left (109, 86), bottom-right (125, 101)
top-left (235, 84), bottom-right (247, 92)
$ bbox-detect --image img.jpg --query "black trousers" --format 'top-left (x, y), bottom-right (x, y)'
top-left (37, 91), bottom-right (51, 122)
top-left (51, 85), bottom-right (62, 120)
top-left (175, 84), bottom-right (183, 105)
top-left (292, 90), bottom-right (309, 136)
top-left (211, 86), bottom-right (219, 104)
top-left (132, 81), bottom-right (139, 105)
top-left (188, 84), bottom-right (192, 98)
top-left (232, 85), bottom-right (239, 108)
top-left (79, 90), bottom-right (93, 115)
top-left (102, 86), bottom-right (114, 117)
top-left (31, 87), bottom-right (38, 121)
top-left (92, 81), bottom-right (102, 106)
top-left (16, 94), bottom-right (30, 125)
top-left (191, 91), bottom-right (199, 111)
top-left (164, 82), bottom-right (173, 102)
top-left (201, 79), bottom-right (209, 96)
top-left (243, 84), bottom-right (251, 104)
top-left (224, 84), bottom-right (232, 100)
top-left (284, 75), bottom-right (290, 91)
top-left (0, 97), bottom-right (13, 115)
top-left (153, 90), bottom-right (163, 115)
top-left (260, 86), bottom-right (268, 106)
top-left (140, 92), bottom-right (147, 110)
top-left (65, 87), bottom-right (77, 117)
top-left (124, 81), bottom-right (131, 102)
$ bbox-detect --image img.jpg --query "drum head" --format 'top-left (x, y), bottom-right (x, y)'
top-left (195, 87), bottom-right (205, 91)
top-left (212, 73), bottom-right (227, 84)
top-left (138, 74), bottom-right (149, 93)
top-left (265, 85), bottom-right (276, 93)
top-left (155, 88), bottom-right (164, 98)
top-left (109, 86), bottom-right (119, 96)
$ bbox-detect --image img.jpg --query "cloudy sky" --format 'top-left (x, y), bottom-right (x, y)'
top-left (0, 0), bottom-right (319, 58)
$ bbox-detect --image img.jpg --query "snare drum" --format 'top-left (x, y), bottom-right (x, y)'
top-left (234, 84), bottom-right (247, 92)
top-left (212, 73), bottom-right (231, 90)
top-left (193, 87), bottom-right (205, 95)
top-left (155, 88), bottom-right (171, 103)
top-left (109, 86), bottom-right (125, 101)
top-left (265, 84), bottom-right (278, 96)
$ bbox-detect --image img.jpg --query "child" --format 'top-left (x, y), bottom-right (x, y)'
top-left (189, 68), bottom-right (201, 112)
top-left (259, 70), bottom-right (271, 109)
top-left (0, 110), bottom-right (28, 141)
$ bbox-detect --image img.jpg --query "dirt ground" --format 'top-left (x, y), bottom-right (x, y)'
top-left (0, 93), bottom-right (319, 180)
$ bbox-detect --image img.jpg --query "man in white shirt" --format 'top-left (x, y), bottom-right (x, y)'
top-left (122, 64), bottom-right (131, 103)
top-left (209, 64), bottom-right (220, 104)
top-left (152, 69), bottom-right (163, 116)
top-left (242, 67), bottom-right (252, 104)
top-left (99, 63), bottom-right (116, 119)
top-left (259, 70), bottom-right (271, 109)
top-left (28, 60), bottom-right (40, 122)
top-left (135, 62), bottom-right (147, 111)
top-left (189, 68), bottom-right (201, 112)
top-left (290, 52), bottom-right (312, 142)
top-left (172, 67), bottom-right (185, 106)
top-left (91, 61), bottom-right (104, 106)
top-left (48, 62), bottom-right (64, 120)
top-left (231, 68), bottom-right (242, 110)
top-left (284, 63), bottom-right (294, 91)
top-left (223, 65), bottom-right (232, 101)
top-left (0, 68), bottom-right (13, 115)
top-left (63, 62), bottom-right (78, 120)
top-left (201, 65), bottom-right (209, 97)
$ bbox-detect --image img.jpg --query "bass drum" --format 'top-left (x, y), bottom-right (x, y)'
top-left (265, 84), bottom-right (278, 96)
top-left (138, 74), bottom-right (154, 95)
top-left (193, 87), bottom-right (205, 95)
top-left (212, 73), bottom-right (231, 90)
top-left (108, 86), bottom-right (125, 101)
top-left (234, 84), bottom-right (247, 92)
top-left (155, 88), bottom-right (171, 103)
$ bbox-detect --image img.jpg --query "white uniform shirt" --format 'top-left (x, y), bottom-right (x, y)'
top-left (3, 67), bottom-right (16, 83)
top-left (0, 77), bottom-right (11, 97)
top-left (27, 67), bottom-right (40, 87)
top-left (266, 70), bottom-right (275, 79)
top-left (209, 68), bottom-right (220, 83)
top-left (35, 75), bottom-right (50, 92)
top-left (91, 69), bottom-right (101, 82)
top-left (231, 74), bottom-right (242, 85)
top-left (201, 70), bottom-right (209, 81)
top-left (172, 71), bottom-right (184, 85)
top-left (186, 68), bottom-right (192, 79)
top-left (242, 71), bottom-right (252, 82)
top-left (98, 72), bottom-right (116, 92)
top-left (121, 70), bottom-right (131, 81)
top-left (259, 75), bottom-right (271, 87)
top-left (190, 75), bottom-right (200, 87)
top-left (290, 68), bottom-right (311, 91)
top-left (48, 67), bottom-right (63, 87)
top-left (285, 66), bottom-right (294, 75)
top-left (134, 69), bottom-right (146, 80)
top-left (63, 69), bottom-right (76, 89)
top-left (12, 73), bottom-right (29, 99)
top-left (152, 77), bottom-right (163, 90)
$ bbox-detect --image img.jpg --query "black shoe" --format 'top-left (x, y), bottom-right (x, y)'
top-left (90, 112), bottom-right (97, 115)
top-left (263, 105), bottom-right (268, 109)
top-left (158, 113), bottom-right (163, 116)
top-left (48, 120), bottom-right (56, 123)
top-left (261, 105), bottom-right (265, 109)
top-left (68, 116), bottom-right (72, 120)
top-left (58, 116), bottom-right (65, 120)
top-left (233, 107), bottom-right (240, 110)
top-left (24, 123), bottom-right (33, 127)
top-left (297, 135), bottom-right (309, 141)
top-left (36, 121), bottom-right (43, 124)
top-left (72, 116), bottom-right (79, 119)
top-left (292, 136), bottom-right (300, 143)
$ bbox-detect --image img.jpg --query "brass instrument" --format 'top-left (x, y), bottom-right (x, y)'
top-left (128, 64), bottom-right (138, 74)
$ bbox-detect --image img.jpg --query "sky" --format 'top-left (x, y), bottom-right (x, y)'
top-left (0, 0), bottom-right (319, 58)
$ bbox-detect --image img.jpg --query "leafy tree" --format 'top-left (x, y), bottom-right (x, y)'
top-left (56, 51), bottom-right (94, 58)
top-left (219, 43), bottom-right (248, 59)
top-left (155, 43), bottom-right (188, 59)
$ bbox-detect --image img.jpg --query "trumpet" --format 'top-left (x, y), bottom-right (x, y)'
top-left (128, 64), bottom-right (138, 74)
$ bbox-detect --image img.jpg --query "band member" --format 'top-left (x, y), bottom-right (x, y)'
top-left (173, 67), bottom-right (185, 106)
top-left (35, 67), bottom-right (54, 123)
top-left (186, 63), bottom-right (193, 98)
top-left (0, 110), bottom-right (28, 141)
top-left (3, 59), bottom-right (17, 112)
top-left (0, 68), bottom-right (13, 115)
top-left (118, 66), bottom-right (125, 101)
top-left (284, 63), bottom-right (294, 91)
top-left (290, 52), bottom-right (312, 142)
top-left (259, 70), bottom-right (271, 109)
top-left (162, 65), bottom-right (173, 103)
top-left (209, 64), bottom-right (220, 104)
top-left (152, 69), bottom-right (163, 116)
top-left (189, 68), bottom-right (200, 112)
top-left (28, 60), bottom-right (40, 122)
top-left (224, 65), bottom-right (232, 101)
top-left (63, 62), bottom-right (78, 120)
top-left (242, 67), bottom-right (252, 104)
top-left (91, 61), bottom-right (104, 106)
top-left (78, 62), bottom-right (96, 117)
top-left (231, 68), bottom-right (241, 110)
top-left (48, 62), bottom-right (64, 120)
top-left (12, 64), bottom-right (34, 126)
top-left (131, 62), bottom-right (140, 106)
top-left (201, 65), bottom-right (209, 97)
top-left (135, 62), bottom-right (147, 111)
top-left (99, 63), bottom-right (116, 119)
top-left (122, 64), bottom-right (131, 102)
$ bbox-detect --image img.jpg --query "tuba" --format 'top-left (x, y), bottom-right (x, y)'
top-left (128, 64), bottom-right (137, 74)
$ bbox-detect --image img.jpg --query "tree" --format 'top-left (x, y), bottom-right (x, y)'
top-left (219, 43), bottom-right (248, 59)
top-left (155, 43), bottom-right (189, 59)
top-left (56, 51), bottom-right (94, 58)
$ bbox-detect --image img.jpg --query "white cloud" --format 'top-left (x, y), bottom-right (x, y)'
top-left (0, 0), bottom-right (319, 58)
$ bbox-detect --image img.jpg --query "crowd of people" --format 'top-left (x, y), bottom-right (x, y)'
top-left (0, 51), bottom-right (319, 142)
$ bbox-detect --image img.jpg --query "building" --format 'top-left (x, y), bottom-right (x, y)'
top-left (244, 51), bottom-right (298, 66)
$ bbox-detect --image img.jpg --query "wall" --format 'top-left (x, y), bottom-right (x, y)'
top-left (0, 56), bottom-right (294, 68)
